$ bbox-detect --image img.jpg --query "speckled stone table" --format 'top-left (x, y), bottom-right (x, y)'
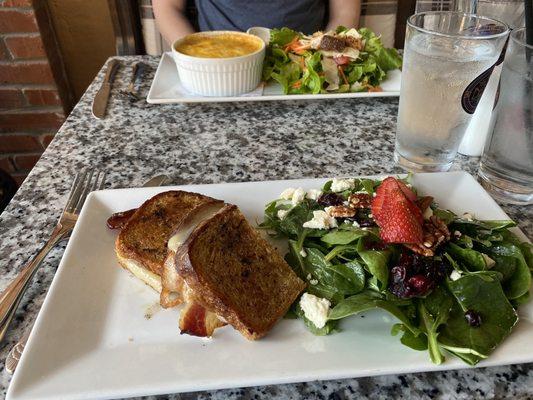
top-left (0, 56), bottom-right (532, 399)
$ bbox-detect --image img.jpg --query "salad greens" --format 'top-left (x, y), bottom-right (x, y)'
top-left (262, 26), bottom-right (402, 94)
top-left (260, 177), bottom-right (532, 365)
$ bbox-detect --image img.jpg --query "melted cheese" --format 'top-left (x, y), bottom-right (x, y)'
top-left (167, 203), bottom-right (224, 252)
top-left (176, 34), bottom-right (262, 58)
top-left (117, 254), bottom-right (162, 293)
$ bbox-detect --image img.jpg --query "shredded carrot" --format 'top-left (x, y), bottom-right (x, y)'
top-left (299, 57), bottom-right (305, 70)
top-left (367, 85), bottom-right (383, 92)
top-left (338, 66), bottom-right (349, 86)
top-left (283, 36), bottom-right (300, 52)
top-left (291, 80), bottom-right (302, 89)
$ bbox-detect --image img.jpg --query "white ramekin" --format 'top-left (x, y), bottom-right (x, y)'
top-left (172, 31), bottom-right (266, 97)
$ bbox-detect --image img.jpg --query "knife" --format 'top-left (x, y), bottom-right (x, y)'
top-left (5, 174), bottom-right (171, 375)
top-left (92, 59), bottom-right (120, 119)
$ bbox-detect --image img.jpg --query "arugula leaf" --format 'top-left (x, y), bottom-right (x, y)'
top-left (433, 209), bottom-right (456, 225)
top-left (303, 248), bottom-right (365, 299)
top-left (486, 243), bottom-right (531, 299)
top-left (418, 288), bottom-right (454, 365)
top-left (447, 243), bottom-right (488, 271)
top-left (392, 324), bottom-right (428, 351)
top-left (438, 273), bottom-right (518, 365)
top-left (329, 291), bottom-right (420, 335)
top-left (357, 240), bottom-right (390, 290)
top-left (321, 229), bottom-right (367, 245)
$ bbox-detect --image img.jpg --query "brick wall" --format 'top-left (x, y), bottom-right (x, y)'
top-left (0, 0), bottom-right (70, 186)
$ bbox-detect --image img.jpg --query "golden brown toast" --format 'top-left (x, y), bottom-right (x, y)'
top-left (174, 204), bottom-right (306, 340)
top-left (115, 190), bottom-right (223, 291)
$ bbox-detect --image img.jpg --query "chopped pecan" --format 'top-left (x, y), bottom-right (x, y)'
top-left (404, 215), bottom-right (451, 257)
top-left (326, 205), bottom-right (356, 218)
top-left (348, 193), bottom-right (372, 209)
top-left (416, 196), bottom-right (433, 213)
top-left (344, 36), bottom-right (364, 50)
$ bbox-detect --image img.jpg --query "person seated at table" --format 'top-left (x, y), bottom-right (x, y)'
top-left (153, 0), bottom-right (361, 45)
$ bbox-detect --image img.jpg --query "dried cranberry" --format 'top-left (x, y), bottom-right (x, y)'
top-left (346, 208), bottom-right (377, 227)
top-left (464, 310), bottom-right (482, 327)
top-left (388, 250), bottom-right (450, 299)
top-left (391, 265), bottom-right (406, 283)
top-left (408, 275), bottom-right (430, 292)
top-left (317, 192), bottom-right (344, 207)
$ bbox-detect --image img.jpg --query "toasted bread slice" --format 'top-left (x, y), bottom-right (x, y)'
top-left (115, 190), bottom-right (223, 291)
top-left (175, 204), bottom-right (306, 340)
top-left (160, 200), bottom-right (226, 307)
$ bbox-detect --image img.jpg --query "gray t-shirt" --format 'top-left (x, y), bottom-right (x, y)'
top-left (195, 0), bottom-right (326, 34)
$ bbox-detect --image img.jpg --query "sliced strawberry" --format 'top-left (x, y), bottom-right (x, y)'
top-left (397, 180), bottom-right (417, 202)
top-left (379, 195), bottom-right (424, 243)
top-left (371, 177), bottom-right (397, 223)
top-left (371, 177), bottom-right (424, 244)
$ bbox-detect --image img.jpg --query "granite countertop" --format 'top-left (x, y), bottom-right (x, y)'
top-left (0, 56), bottom-right (531, 399)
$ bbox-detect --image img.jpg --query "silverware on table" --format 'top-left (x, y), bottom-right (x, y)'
top-left (5, 173), bottom-right (170, 374)
top-left (92, 59), bottom-right (120, 119)
top-left (119, 62), bottom-right (148, 102)
top-left (0, 170), bottom-right (105, 348)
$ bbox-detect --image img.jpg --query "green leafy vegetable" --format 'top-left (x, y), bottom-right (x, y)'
top-left (260, 175), bottom-right (531, 367)
top-left (439, 273), bottom-right (518, 365)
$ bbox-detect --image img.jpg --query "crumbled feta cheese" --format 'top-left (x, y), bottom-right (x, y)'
top-left (423, 207), bottom-right (433, 220)
top-left (372, 192), bottom-right (377, 197)
top-left (352, 220), bottom-right (360, 228)
top-left (368, 213), bottom-right (373, 218)
top-left (462, 213), bottom-right (474, 221)
top-left (450, 270), bottom-right (462, 281)
top-left (292, 187), bottom-right (306, 206)
top-left (280, 188), bottom-right (295, 200)
top-left (454, 230), bottom-right (462, 238)
top-left (300, 248), bottom-right (307, 258)
top-left (362, 227), bottom-right (369, 231)
top-left (299, 293), bottom-right (331, 329)
top-left (343, 201), bottom-right (350, 206)
top-left (306, 273), bottom-right (312, 281)
top-left (482, 253), bottom-right (496, 268)
top-left (331, 178), bottom-right (355, 193)
top-left (310, 279), bottom-right (319, 285)
top-left (278, 210), bottom-right (289, 220)
top-left (303, 210), bottom-right (338, 229)
top-left (307, 189), bottom-right (322, 200)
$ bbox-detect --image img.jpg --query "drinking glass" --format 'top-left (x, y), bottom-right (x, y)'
top-left (478, 28), bottom-right (533, 204)
top-left (394, 12), bottom-right (509, 172)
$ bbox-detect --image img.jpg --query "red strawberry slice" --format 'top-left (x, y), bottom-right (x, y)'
top-left (397, 180), bottom-right (417, 202)
top-left (371, 177), bottom-right (397, 224)
top-left (378, 195), bottom-right (424, 243)
top-left (371, 177), bottom-right (424, 244)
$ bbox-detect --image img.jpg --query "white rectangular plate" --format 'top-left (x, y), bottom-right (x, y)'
top-left (146, 52), bottom-right (401, 103)
top-left (7, 171), bottom-right (532, 400)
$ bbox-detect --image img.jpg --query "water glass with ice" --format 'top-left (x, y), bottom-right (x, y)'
top-left (478, 27), bottom-right (533, 204)
top-left (394, 12), bottom-right (509, 172)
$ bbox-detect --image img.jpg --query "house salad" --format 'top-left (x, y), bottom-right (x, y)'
top-left (259, 176), bottom-right (532, 365)
top-left (262, 26), bottom-right (402, 94)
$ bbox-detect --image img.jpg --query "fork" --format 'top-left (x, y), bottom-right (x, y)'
top-left (0, 170), bottom-right (106, 346)
top-left (119, 62), bottom-right (147, 102)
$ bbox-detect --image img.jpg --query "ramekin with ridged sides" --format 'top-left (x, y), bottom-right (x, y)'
top-left (172, 31), bottom-right (266, 97)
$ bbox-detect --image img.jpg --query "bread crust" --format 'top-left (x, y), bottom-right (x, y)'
top-left (175, 205), bottom-right (306, 340)
top-left (115, 190), bottom-right (222, 277)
